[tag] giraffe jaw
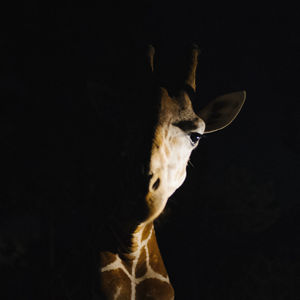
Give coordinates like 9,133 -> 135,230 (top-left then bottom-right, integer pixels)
145,171 -> 186,222
145,192 -> 169,222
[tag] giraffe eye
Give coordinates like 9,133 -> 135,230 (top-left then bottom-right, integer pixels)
189,132 -> 203,146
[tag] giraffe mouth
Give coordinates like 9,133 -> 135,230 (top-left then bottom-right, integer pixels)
144,191 -> 168,222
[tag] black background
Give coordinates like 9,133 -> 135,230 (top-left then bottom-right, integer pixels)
1,2 -> 299,299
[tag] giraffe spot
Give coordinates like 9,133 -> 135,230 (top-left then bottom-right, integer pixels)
148,235 -> 169,278
100,268 -> 131,300
135,246 -> 147,278
120,258 -> 133,275
141,223 -> 153,242
99,251 -> 117,268
136,278 -> 174,300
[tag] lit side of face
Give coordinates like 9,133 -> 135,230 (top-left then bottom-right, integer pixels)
145,90 -> 205,222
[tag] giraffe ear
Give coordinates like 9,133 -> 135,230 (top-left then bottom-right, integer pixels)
198,91 -> 246,133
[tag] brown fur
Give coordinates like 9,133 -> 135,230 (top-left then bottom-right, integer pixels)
98,45 -> 245,299
136,279 -> 174,300
100,269 -> 132,300
148,229 -> 169,278
142,222 -> 153,241
100,251 -> 118,268
100,222 -> 174,299
135,247 -> 147,278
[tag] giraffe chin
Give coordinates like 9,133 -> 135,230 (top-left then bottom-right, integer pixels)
145,192 -> 169,223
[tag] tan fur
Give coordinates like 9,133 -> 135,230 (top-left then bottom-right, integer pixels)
100,268 -> 132,299
99,45 -> 245,299
135,247 -> 147,278
136,279 -> 174,300
100,223 -> 174,299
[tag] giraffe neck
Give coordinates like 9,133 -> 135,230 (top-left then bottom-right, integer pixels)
99,222 -> 174,299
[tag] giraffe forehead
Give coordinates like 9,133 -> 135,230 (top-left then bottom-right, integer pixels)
158,91 -> 198,125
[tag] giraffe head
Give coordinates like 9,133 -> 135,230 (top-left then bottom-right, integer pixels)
97,46 -> 245,300
143,45 -> 246,222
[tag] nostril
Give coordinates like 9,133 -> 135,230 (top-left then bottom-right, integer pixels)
152,178 -> 160,191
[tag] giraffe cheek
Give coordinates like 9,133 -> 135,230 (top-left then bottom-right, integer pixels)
177,169 -> 187,187
167,163 -> 186,192
170,169 -> 186,193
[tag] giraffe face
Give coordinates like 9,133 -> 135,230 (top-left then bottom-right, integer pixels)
112,46 -> 245,225
98,45 -> 245,299
145,88 -> 205,221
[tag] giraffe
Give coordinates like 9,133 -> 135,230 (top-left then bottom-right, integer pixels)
98,45 -> 246,299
